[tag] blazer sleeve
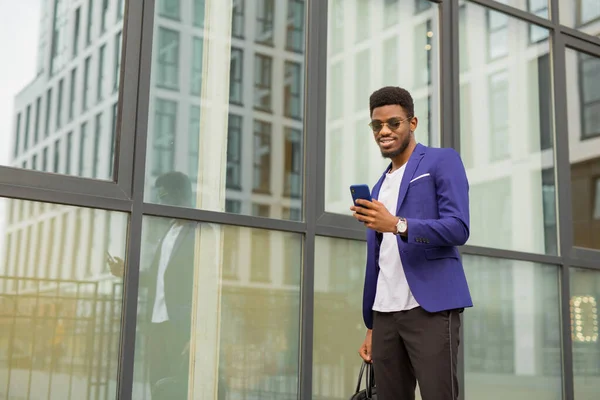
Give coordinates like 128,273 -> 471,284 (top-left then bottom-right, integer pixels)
404,148 -> 470,247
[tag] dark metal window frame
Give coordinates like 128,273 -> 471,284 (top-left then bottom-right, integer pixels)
0,1 -> 599,399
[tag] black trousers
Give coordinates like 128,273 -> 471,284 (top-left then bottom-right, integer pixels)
371,307 -> 461,400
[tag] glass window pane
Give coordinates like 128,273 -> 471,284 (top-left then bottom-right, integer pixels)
131,217 -> 302,399
144,0 -> 305,222
0,1 -> 125,181
325,0 -> 441,215
463,254 -> 562,398
566,49 -> 600,251
0,198 -> 128,398
312,236 -> 424,399
570,268 -> 600,397
459,3 -> 557,255
560,0 -> 600,31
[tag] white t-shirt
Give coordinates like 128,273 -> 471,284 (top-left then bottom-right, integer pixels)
372,164 -> 420,312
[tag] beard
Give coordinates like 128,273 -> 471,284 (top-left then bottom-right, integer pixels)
380,134 -> 411,159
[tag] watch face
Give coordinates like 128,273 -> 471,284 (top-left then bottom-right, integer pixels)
397,219 -> 407,233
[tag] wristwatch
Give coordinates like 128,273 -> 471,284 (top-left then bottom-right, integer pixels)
395,217 -> 408,235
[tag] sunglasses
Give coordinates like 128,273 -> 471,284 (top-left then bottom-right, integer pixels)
368,116 -> 413,134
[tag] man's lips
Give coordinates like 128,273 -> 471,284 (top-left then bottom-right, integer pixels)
379,137 -> 396,148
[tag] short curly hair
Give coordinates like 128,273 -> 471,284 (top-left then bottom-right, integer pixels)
369,86 -> 414,117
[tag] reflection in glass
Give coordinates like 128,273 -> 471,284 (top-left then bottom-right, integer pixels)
560,0 -> 600,31
463,255 -> 562,399
0,198 -> 128,399
459,3 -> 557,255
565,49 -> 600,251
325,0 -> 441,215
132,214 -> 302,399
2,0 -> 125,180
570,268 -> 600,398
144,0 -> 305,221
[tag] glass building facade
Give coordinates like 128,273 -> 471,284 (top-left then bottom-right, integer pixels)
0,0 -> 599,399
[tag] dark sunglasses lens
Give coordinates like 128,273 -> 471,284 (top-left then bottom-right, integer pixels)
370,122 -> 382,132
389,121 -> 401,130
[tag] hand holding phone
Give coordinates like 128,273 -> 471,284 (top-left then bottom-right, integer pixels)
350,184 -> 372,206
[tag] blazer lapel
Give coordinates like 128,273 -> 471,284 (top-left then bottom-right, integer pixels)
166,222 -> 193,267
395,144 -> 426,214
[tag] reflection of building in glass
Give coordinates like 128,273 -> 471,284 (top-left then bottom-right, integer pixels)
145,0 -> 304,220
325,0 -> 440,215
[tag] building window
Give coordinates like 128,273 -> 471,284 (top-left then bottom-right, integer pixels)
354,49 -> 370,111
414,19 -> 432,87
579,52 -> 600,140
250,229 -> 271,282
415,0 -> 432,14
156,28 -> 180,89
43,147 -> 49,172
73,7 -> 81,58
79,122 -> 88,176
50,0 -> 68,75
56,79 -> 64,129
284,61 -> 302,119
536,54 -> 553,150
489,71 -> 510,161
253,120 -> 271,193
355,0 -> 369,42
86,0 -> 94,46
329,62 -> 343,120
45,88 -> 52,137
189,106 -> 200,180
193,0 -> 205,28
117,0 -> 125,20
229,48 -> 243,104
98,44 -> 106,102
32,154 -> 38,170
254,54 -> 272,111
232,0 -> 245,38
66,131 -> 73,175
542,169 -> 558,255
191,37 -> 203,95
114,31 -> 122,92
256,0 -> 274,45
101,0 -> 109,32
153,99 -> 177,175
528,0 -> 549,43
284,128 -> 302,198
487,9 -> 509,60
13,113 -> 21,157
159,0 -> 180,20
93,113 -> 102,177
577,0 -> 600,26
286,0 -> 304,52
225,200 -> 241,214
227,114 -> 242,189
83,56 -> 91,111
330,0 -> 344,54
69,68 -> 76,121
110,103 -> 118,177
33,97 -> 41,144
54,139 -> 61,173
24,105 -> 31,151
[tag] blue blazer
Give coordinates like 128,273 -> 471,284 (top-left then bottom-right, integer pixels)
362,143 -> 473,329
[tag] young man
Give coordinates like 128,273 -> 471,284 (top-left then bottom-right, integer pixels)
350,87 -> 472,400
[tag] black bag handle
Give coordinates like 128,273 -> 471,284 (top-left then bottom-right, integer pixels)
354,361 -> 376,397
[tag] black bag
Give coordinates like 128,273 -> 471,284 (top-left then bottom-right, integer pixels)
349,361 -> 377,400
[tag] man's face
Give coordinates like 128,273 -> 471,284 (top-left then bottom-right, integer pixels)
370,105 -> 417,159
156,185 -> 177,206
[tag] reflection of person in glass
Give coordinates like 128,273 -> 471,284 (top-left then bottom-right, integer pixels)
108,171 -> 195,399
350,87 -> 472,400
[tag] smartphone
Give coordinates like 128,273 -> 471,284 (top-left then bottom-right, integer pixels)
105,250 -> 115,264
350,184 -> 372,205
